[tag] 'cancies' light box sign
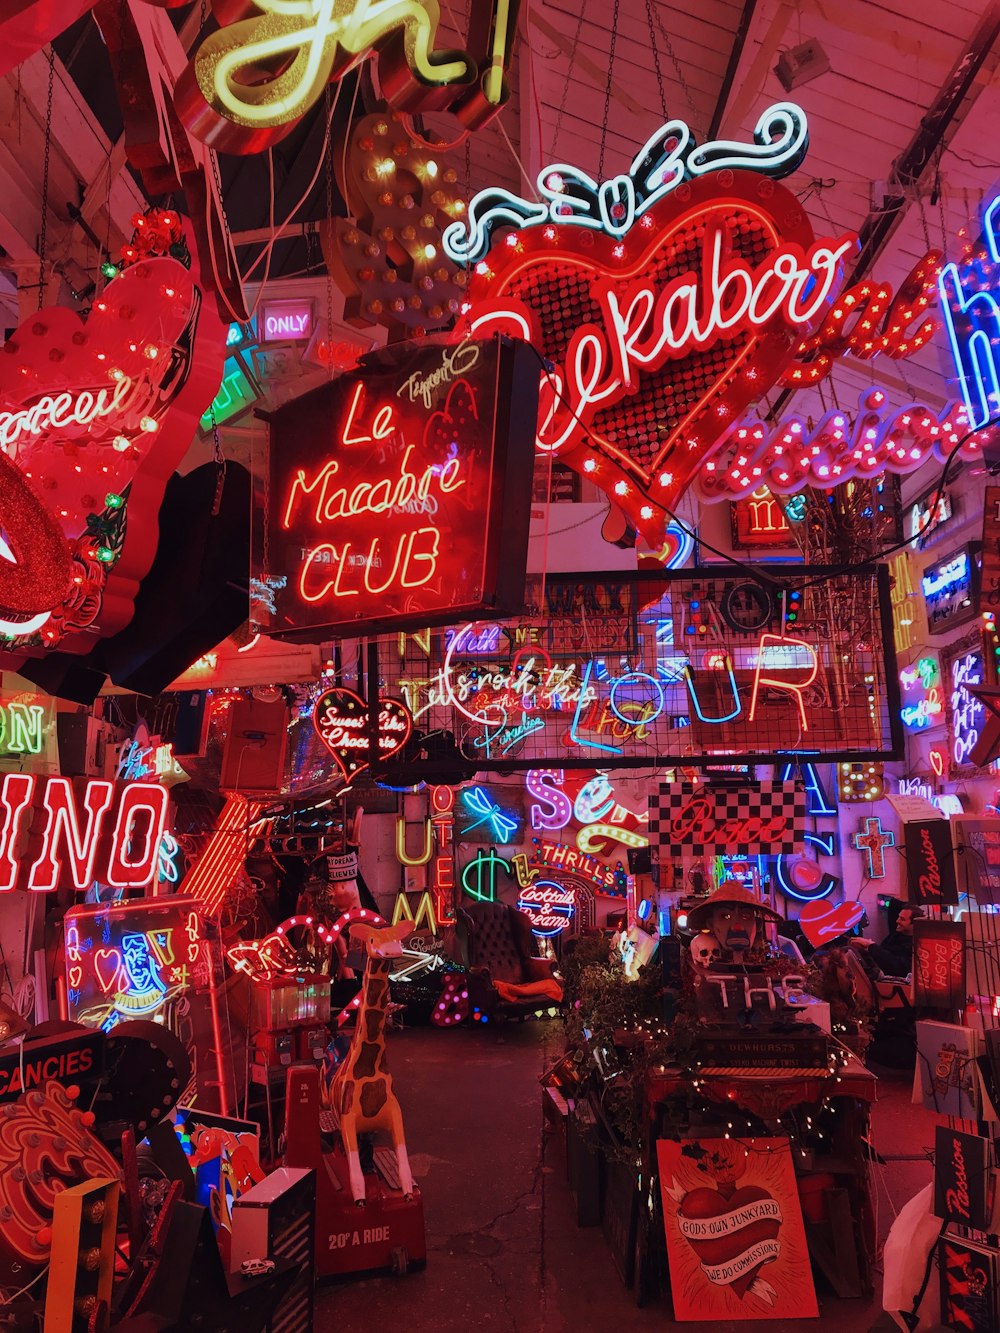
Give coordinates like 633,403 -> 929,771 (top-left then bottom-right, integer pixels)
267,335 -> 539,640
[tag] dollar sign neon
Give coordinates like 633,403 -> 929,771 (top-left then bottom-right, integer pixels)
460,849 -> 512,902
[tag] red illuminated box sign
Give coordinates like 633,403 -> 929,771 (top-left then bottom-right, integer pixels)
267,335 -> 539,640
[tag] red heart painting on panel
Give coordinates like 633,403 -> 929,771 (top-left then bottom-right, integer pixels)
679,1183 -> 781,1299
313,687 -> 413,783
465,172 -> 854,545
798,898 -> 865,948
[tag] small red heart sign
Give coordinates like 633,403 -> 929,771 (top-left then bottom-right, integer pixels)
798,899 -> 865,948
314,687 -> 413,782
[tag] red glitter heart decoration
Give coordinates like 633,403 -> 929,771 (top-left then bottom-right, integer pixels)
798,899 -> 865,948
314,687 -> 413,783
465,172 -> 853,545
0,233 -> 224,658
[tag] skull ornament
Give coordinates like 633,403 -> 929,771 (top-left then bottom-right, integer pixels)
690,934 -> 721,968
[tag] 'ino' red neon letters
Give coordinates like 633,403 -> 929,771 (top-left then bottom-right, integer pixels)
0,776 -> 168,892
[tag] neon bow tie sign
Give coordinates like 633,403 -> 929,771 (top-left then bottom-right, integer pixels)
443,102 -> 810,263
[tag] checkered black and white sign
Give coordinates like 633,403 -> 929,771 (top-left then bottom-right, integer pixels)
648,781 -> 806,856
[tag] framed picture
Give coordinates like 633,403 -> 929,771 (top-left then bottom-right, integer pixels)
657,1137 -> 818,1322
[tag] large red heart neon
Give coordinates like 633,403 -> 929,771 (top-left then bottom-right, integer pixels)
798,898 -> 865,948
0,240 -> 224,659
465,172 -> 850,545
313,687 -> 413,783
679,1183 -> 781,1299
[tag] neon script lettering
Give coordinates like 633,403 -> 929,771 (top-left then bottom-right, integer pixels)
282,383 -> 466,605
699,389 -> 976,501
945,1136 -> 971,1220
918,825 -> 942,901
939,194 -> 1000,430
473,220 -> 856,456
0,376 -> 138,457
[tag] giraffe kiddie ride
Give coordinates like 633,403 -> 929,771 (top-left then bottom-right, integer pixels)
285,920 -> 426,1279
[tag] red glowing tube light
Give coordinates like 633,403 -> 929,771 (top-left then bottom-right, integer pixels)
183,794 -> 267,917
267,334 -> 538,640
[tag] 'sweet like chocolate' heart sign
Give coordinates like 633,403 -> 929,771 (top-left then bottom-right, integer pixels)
314,687 -> 413,783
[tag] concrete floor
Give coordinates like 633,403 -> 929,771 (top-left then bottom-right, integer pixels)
318,1023 -> 936,1332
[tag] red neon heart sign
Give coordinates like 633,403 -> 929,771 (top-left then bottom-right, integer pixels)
798,899 -> 865,948
0,234 -> 224,660
93,948 -> 123,994
465,172 -> 854,545
314,688 -> 413,783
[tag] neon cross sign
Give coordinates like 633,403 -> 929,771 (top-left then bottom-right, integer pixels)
852,816 -> 895,880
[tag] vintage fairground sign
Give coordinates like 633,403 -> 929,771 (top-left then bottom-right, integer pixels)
382,567 -> 900,771
450,102 -> 943,544
176,0 -> 521,153
268,335 -> 538,640
0,234 -> 224,661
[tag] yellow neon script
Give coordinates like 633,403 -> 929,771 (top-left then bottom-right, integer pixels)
180,0 -> 475,151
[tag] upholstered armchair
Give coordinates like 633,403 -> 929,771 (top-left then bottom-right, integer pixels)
455,901 -> 563,1021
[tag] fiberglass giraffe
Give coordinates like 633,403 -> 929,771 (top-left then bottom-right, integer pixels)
330,919 -> 415,1205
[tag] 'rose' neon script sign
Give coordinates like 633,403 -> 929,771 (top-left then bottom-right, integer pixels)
453,104 -> 938,545
269,336 -> 537,639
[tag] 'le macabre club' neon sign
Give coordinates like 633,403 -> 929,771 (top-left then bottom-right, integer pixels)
450,103 -> 940,545
269,335 -> 538,640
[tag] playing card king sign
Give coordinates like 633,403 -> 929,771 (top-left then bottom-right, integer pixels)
657,1137 -> 818,1322
268,335 -> 538,640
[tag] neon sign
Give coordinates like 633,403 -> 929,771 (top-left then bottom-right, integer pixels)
0,698 -> 47,757
313,687 -> 413,783
908,484 -> 953,550
0,237 -> 224,658
382,567 -> 899,768
698,389 -> 974,502
730,486 -> 795,548
456,785 -> 522,844
430,785 -> 456,925
922,546 -> 978,634
852,816 -> 895,880
176,0 -> 519,153
0,777 -> 168,893
457,105 -> 938,544
517,880 -> 575,937
948,647 -> 986,770
530,840 -> 621,895
260,298 -> 313,344
64,896 -> 202,1030
899,655 -> 944,731
269,336 -> 537,639
445,102 -> 810,261
939,193 -> 1000,429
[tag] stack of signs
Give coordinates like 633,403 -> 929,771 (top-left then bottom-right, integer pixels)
911,917 -> 965,1012
914,1021 -> 983,1120
940,1235 -> 1000,1333
934,1126 -> 992,1229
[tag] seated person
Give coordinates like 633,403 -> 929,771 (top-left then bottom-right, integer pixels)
863,905 -> 923,978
